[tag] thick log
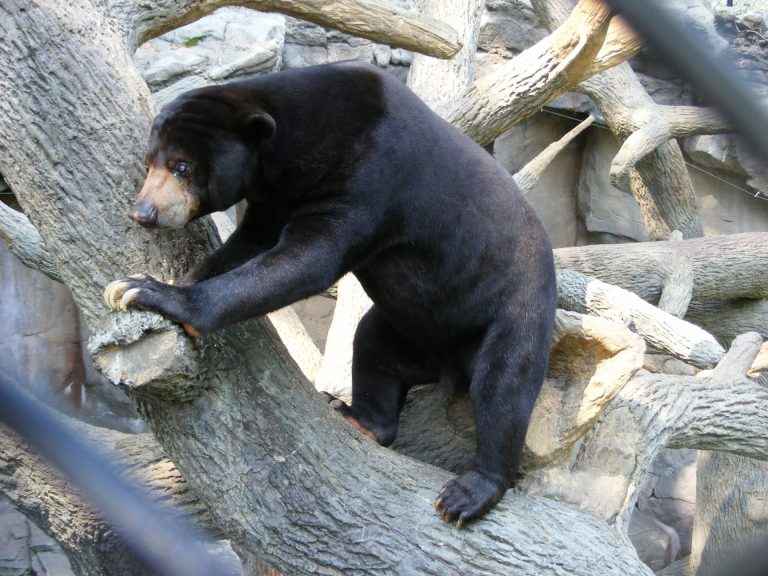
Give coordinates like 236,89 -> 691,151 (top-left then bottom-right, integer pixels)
446,0 -> 642,145
121,0 -> 461,58
554,233 -> 768,306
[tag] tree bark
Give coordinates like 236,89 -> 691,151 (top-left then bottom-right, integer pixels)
0,192 -> 62,283
553,233 -> 768,307
446,0 -> 642,145
690,452 -> 768,576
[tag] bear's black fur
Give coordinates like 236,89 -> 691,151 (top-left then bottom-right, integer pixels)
110,61 -> 557,525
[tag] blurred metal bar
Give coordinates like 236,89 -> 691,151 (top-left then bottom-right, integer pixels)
605,0 -> 768,164
0,377 -> 231,576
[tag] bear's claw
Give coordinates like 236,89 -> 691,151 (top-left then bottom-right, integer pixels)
103,279 -> 134,311
434,470 -> 505,528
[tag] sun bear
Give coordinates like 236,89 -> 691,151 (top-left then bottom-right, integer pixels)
105,61 -> 557,526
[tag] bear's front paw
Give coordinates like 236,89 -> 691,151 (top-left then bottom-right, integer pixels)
103,275 -> 200,336
434,470 -> 506,527
103,274 -> 157,311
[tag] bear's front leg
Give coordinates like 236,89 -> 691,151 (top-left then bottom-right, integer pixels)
104,274 -> 204,336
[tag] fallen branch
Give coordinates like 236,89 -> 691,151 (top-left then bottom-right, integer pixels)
124,0 -> 461,58
514,114 -> 595,193
557,270 -> 723,367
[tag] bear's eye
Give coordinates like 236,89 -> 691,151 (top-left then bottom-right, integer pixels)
172,161 -> 190,178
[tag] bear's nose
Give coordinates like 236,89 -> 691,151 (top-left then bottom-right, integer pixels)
130,201 -> 158,227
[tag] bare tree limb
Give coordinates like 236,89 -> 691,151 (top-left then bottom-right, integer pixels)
585,15 -> 643,76
609,106 -> 733,191
447,0 -> 642,145
662,106 -> 731,138
669,333 -> 768,458
557,270 -> 723,368
656,231 -> 694,318
0,200 -> 61,282
514,114 -> 595,193
123,0 -> 461,58
554,233 -> 768,306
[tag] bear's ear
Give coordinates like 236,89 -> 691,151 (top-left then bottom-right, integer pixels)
244,111 -> 277,142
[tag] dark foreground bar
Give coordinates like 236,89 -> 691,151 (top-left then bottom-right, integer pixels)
606,0 -> 768,165
0,377 -> 231,576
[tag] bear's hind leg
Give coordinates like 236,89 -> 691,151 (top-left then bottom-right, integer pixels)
435,317 -> 552,526
330,306 -> 437,447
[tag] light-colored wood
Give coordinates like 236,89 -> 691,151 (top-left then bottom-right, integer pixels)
558,270 -> 724,368
514,114 -> 595,193
122,0 -> 461,58
446,0 -> 642,145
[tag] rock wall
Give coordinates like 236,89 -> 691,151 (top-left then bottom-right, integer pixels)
0,240 -> 83,408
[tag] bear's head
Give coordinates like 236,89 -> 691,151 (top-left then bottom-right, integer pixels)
131,87 -> 276,228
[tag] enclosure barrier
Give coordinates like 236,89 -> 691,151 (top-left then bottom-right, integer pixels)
0,377 -> 231,576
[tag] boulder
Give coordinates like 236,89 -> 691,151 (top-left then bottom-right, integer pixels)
577,128 -> 649,242
135,8 -> 285,107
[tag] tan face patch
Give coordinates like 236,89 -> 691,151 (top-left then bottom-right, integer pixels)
135,166 -> 200,228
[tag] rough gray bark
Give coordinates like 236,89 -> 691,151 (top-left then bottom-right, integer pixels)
0,197 -> 61,283
687,298 -> 768,345
406,0 -> 484,116
445,0 -> 643,145
553,233 -> 768,307
690,452 -> 768,576
609,107 -> 731,192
